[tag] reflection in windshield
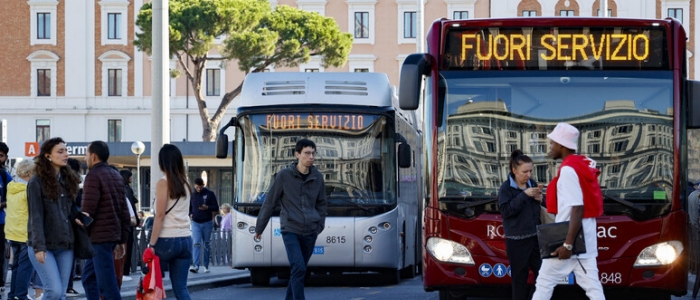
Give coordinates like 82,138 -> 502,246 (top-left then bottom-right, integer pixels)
437,72 -> 673,203
236,113 -> 396,206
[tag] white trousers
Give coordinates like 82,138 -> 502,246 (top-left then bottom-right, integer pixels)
532,257 -> 605,300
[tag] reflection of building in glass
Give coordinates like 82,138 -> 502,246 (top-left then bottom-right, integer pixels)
440,100 -> 673,197
240,115 -> 391,203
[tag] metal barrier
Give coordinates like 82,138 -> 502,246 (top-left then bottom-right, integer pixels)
130,227 -> 233,274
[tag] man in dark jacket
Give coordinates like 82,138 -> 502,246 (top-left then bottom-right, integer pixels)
189,177 -> 219,273
255,139 -> 328,300
120,169 -> 139,277
81,141 -> 131,300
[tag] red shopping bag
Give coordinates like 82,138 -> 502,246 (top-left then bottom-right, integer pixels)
136,247 -> 166,300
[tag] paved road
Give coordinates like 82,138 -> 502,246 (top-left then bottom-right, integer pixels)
183,272 -> 700,300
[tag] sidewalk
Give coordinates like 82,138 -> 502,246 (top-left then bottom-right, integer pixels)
67,266 -> 250,300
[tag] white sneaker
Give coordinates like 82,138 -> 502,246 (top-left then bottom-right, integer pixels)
203,267 -> 210,273
122,275 -> 132,282
189,266 -> 198,273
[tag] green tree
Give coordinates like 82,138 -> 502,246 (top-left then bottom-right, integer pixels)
135,0 -> 353,141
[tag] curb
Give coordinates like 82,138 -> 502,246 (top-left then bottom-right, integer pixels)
120,273 -> 250,300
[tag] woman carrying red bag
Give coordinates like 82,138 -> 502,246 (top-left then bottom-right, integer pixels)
147,144 -> 193,300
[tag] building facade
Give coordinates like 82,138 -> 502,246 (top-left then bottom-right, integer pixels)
0,0 -> 696,205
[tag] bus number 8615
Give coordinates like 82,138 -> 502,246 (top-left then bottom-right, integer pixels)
327,236 -> 346,244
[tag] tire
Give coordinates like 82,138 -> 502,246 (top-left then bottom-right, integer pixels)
249,268 -> 270,286
438,289 -> 467,300
383,268 -> 401,284
400,264 -> 417,279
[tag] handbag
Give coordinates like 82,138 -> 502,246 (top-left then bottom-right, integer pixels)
137,247 -> 165,300
73,222 -> 95,259
70,204 -> 95,259
536,221 -> 586,259
540,206 -> 556,225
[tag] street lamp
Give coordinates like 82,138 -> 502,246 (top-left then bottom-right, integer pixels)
131,141 -> 146,211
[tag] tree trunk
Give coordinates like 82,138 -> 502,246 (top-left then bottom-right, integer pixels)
202,82 -> 244,142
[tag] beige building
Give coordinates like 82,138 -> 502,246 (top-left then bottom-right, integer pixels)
0,0 -> 697,202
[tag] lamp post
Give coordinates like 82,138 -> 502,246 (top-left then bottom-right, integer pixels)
131,141 -> 146,211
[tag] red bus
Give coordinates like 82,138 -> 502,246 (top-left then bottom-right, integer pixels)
399,17 -> 700,299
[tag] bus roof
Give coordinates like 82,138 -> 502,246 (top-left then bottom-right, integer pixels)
439,16 -> 678,28
238,72 -> 393,108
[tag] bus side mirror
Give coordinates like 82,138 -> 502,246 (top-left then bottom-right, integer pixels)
689,81 -> 700,128
215,134 -> 229,158
398,143 -> 411,168
216,117 -> 238,158
399,53 -> 432,110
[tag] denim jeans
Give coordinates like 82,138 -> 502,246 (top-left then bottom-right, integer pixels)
190,220 -> 213,268
81,242 -> 121,300
282,232 -> 318,300
9,241 -> 33,300
154,236 -> 193,300
28,246 -> 73,300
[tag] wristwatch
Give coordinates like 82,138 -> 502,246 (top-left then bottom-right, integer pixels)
562,243 -> 573,251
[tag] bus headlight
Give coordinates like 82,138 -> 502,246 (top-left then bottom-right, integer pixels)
633,240 -> 684,267
426,237 -> 474,265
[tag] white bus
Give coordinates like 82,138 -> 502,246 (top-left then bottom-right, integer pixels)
216,72 -> 423,285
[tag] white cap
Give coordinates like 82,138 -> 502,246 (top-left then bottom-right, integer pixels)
547,123 -> 579,151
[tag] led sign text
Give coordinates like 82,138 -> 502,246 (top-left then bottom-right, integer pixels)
461,33 -> 650,62
266,114 -> 366,131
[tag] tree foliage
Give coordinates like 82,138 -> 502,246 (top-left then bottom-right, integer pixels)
135,0 -> 352,141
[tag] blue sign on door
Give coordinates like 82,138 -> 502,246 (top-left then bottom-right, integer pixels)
313,246 -> 324,255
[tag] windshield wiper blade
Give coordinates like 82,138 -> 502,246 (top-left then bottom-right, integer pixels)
331,197 -> 369,211
603,194 -> 646,212
439,197 -> 498,209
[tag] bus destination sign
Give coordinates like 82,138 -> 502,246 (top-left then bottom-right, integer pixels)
442,26 -> 669,70
265,113 -> 369,131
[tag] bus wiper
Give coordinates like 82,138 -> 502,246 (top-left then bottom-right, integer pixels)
603,194 -> 646,212
331,197 -> 369,211
457,198 -> 498,209
439,196 -> 498,209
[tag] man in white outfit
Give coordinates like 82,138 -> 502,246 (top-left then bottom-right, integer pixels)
532,123 -> 605,300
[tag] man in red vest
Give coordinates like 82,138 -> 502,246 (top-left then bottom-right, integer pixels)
532,123 -> 605,300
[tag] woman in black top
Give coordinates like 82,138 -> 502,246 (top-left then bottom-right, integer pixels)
498,150 -> 543,300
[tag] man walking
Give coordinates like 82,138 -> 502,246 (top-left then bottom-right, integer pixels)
255,139 -> 328,300
81,141 -> 131,300
189,177 -> 219,273
120,169 -> 140,278
532,123 -> 605,300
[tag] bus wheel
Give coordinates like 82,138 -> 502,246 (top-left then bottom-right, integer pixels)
383,268 -> 401,284
438,289 -> 468,300
250,268 -> 270,286
400,264 -> 416,279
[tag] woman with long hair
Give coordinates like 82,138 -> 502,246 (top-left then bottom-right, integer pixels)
26,137 -> 81,300
497,149 -> 543,300
147,144 -> 193,299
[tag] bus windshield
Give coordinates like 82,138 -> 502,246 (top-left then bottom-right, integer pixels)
437,71 -> 673,207
236,113 -> 397,207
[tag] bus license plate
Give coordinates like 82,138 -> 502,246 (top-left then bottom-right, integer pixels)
313,246 -> 324,255
557,273 -> 575,285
